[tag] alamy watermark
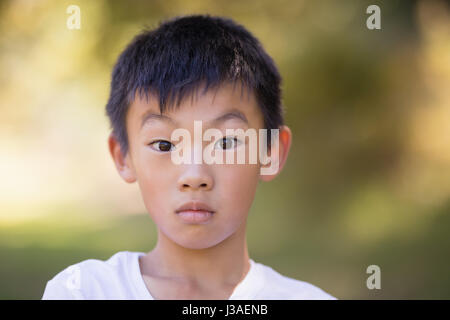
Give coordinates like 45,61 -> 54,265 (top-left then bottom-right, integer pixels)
366,5 -> 381,30
65,265 -> 81,290
152,121 -> 280,176
66,5 -> 81,30
366,265 -> 381,290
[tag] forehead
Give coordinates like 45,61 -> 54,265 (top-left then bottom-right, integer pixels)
126,82 -> 265,131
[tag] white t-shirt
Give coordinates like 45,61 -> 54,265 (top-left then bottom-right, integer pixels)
42,251 -> 337,300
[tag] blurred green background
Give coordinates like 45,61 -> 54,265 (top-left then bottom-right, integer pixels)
0,0 -> 449,299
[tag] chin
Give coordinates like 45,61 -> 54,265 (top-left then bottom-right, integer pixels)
173,234 -> 229,250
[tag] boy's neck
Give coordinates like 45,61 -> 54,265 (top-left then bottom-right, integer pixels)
139,221 -> 251,289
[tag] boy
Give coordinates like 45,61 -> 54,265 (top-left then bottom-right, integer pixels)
42,14 -> 336,300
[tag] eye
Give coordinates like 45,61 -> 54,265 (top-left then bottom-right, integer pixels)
214,137 -> 241,150
149,140 -> 174,152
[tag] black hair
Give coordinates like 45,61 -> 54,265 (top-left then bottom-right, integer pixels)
105,14 -> 284,155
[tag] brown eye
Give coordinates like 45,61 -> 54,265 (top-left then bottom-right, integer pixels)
215,137 -> 240,150
149,140 -> 174,152
222,138 -> 232,149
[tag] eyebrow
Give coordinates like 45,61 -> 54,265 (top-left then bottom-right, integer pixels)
140,112 -> 175,129
140,109 -> 249,129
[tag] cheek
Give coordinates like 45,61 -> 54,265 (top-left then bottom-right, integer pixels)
134,154 -> 173,213
217,164 -> 260,215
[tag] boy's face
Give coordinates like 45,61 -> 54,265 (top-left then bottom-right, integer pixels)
108,82 -> 289,249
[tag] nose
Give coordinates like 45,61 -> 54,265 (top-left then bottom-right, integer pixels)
177,164 -> 214,192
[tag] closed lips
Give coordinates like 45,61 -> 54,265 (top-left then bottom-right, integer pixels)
176,201 -> 215,213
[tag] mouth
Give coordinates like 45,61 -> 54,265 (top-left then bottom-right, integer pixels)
176,200 -> 215,213
175,201 -> 215,224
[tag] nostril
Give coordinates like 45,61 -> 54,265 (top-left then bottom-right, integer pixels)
180,182 -> 210,190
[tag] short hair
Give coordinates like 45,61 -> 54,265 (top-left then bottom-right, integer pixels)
105,14 -> 284,156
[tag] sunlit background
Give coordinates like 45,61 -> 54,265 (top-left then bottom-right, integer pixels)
0,0 -> 449,299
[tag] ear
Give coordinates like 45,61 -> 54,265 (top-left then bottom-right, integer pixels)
259,125 -> 292,182
108,133 -> 137,183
